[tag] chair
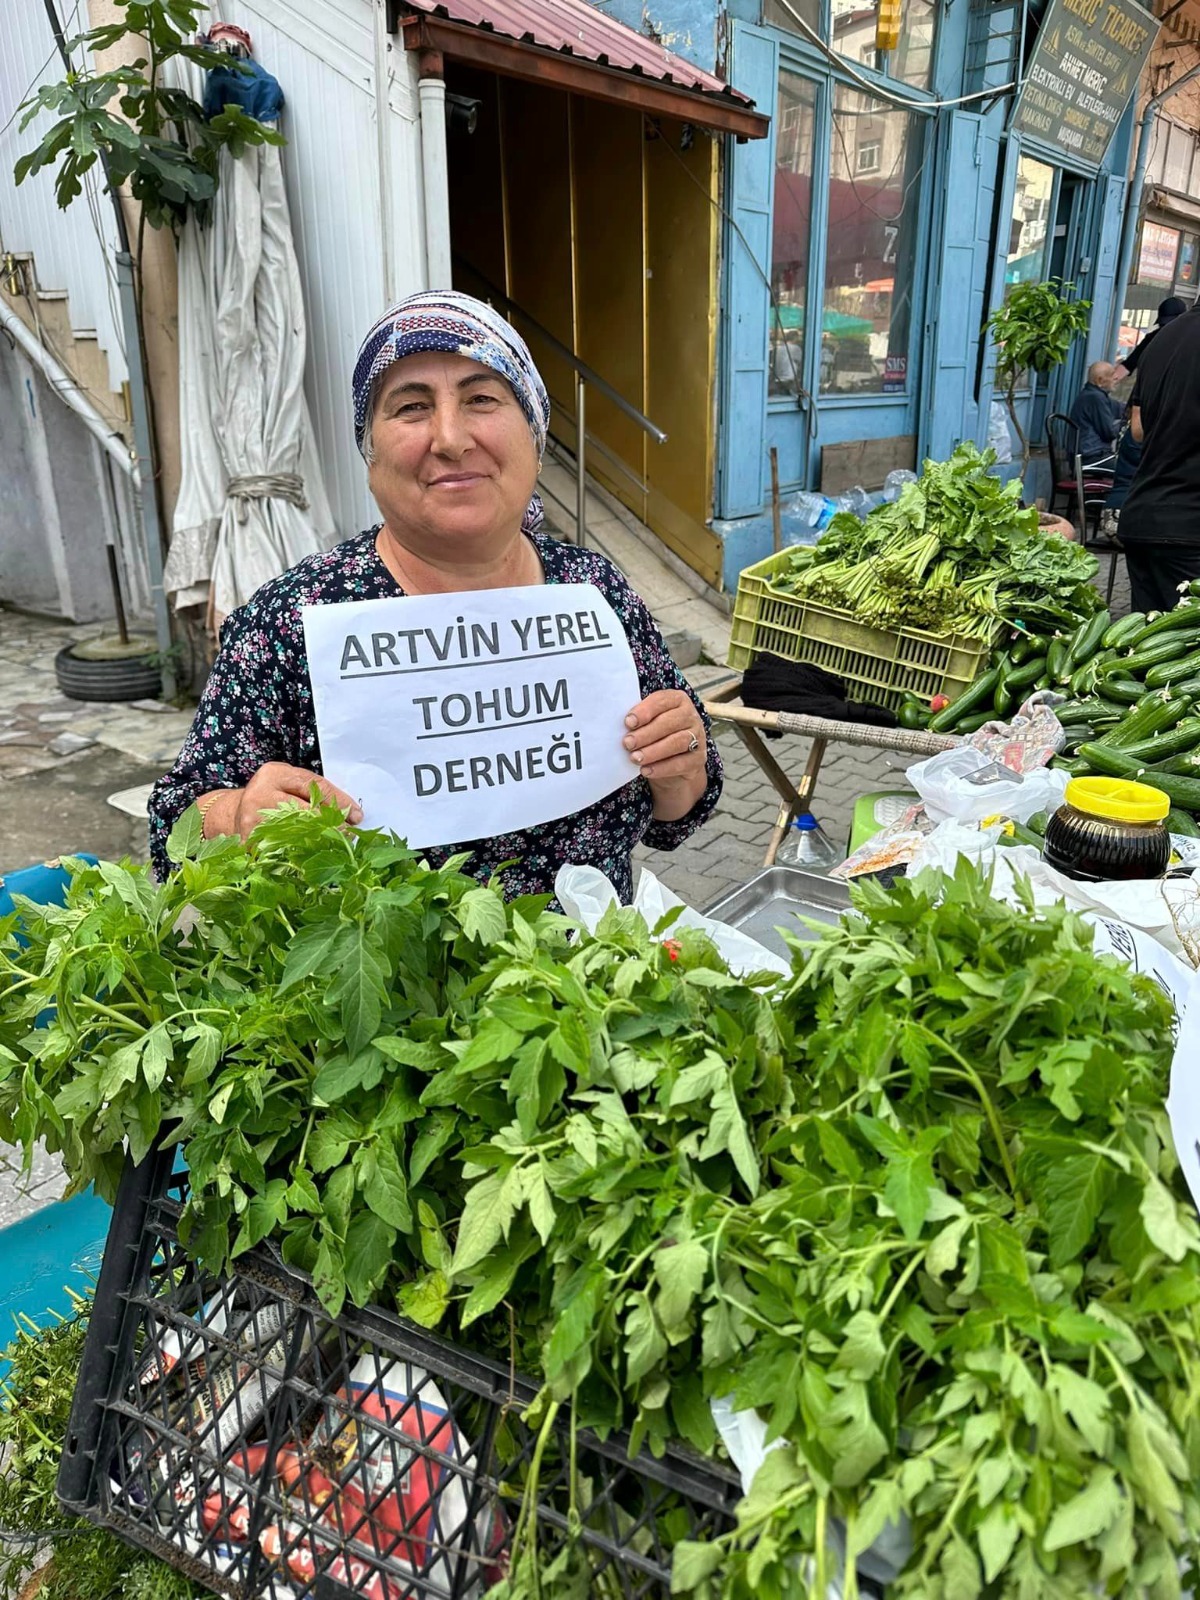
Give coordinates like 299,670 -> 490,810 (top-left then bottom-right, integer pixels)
1045,413 -> 1117,518
1074,449 -> 1122,606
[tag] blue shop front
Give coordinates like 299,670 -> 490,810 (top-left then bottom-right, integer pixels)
704,0 -> 1141,590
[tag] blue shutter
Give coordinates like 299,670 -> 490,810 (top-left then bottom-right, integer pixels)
978,132 -> 1022,422
1086,173 -> 1128,367
921,109 -> 1004,461
716,21 -> 777,519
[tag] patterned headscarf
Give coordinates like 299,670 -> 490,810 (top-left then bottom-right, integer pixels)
352,290 -> 551,459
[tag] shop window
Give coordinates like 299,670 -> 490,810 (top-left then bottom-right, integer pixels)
769,71 -> 818,398
1006,155 -> 1054,292
766,0 -> 937,90
1136,221 -> 1180,288
1178,233 -> 1198,290
820,86 -> 923,396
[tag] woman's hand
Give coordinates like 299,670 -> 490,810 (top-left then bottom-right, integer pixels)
624,690 -> 709,821
198,763 -> 363,841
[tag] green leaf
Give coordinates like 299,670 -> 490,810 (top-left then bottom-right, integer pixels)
344,1210 -> 395,1306
397,1269 -> 451,1329
655,1237 -> 708,1334
279,919 -> 348,991
976,1502 -> 1019,1582
525,1165 -> 555,1245
1139,1174 -> 1193,1263
328,927 -> 387,1054
697,1082 -> 759,1194
1043,1468 -> 1122,1551
458,886 -> 508,946
624,1292 -> 667,1385
671,1541 -> 723,1592
314,1233 -> 346,1318
166,804 -> 203,863
1035,1149 -> 1115,1266
451,1170 -> 518,1275
362,1139 -> 412,1232
834,1309 -> 886,1380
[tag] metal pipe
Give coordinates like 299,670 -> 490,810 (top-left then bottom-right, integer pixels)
454,257 -> 668,444
576,373 -> 587,548
117,249 -> 175,699
0,301 -> 134,477
374,0 -> 396,303
1108,60 -> 1200,357
417,57 -> 452,289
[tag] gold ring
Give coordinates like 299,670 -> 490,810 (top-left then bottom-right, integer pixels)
687,732 -> 700,754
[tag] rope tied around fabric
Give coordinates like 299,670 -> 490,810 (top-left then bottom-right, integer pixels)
226,472 -> 308,521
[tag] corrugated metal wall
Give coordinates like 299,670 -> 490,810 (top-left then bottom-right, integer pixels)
205,0 -> 429,539
0,0 -> 128,387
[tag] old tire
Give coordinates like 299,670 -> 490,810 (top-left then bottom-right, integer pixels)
54,644 -> 162,703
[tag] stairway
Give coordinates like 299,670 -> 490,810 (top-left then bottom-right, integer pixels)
0,250 -> 129,440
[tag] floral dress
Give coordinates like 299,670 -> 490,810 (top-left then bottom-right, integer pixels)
148,530 -> 723,900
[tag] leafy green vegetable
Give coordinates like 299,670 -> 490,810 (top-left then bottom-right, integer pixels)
778,442 -> 1099,639
0,1300 -> 204,1600
1,810 -> 1195,1599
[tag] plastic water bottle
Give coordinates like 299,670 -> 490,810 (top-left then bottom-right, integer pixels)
776,813 -> 843,872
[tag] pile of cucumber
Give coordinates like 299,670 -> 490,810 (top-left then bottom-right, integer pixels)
898,582 -> 1200,833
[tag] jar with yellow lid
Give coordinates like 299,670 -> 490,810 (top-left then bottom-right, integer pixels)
1042,776 -> 1170,882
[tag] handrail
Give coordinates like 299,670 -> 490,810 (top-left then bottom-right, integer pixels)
453,257 -> 668,445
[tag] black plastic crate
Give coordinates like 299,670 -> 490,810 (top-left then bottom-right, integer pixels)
58,1149 -> 741,1600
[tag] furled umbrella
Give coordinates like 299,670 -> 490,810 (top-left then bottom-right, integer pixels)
164,24 -> 337,629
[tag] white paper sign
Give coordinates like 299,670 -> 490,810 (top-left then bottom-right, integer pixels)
302,583 -> 641,849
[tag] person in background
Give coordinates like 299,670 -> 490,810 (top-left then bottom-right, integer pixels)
1118,304 -> 1200,612
1067,361 -> 1122,466
1114,295 -> 1188,381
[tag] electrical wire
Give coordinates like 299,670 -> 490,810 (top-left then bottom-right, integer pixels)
769,0 -> 1017,112
0,0 -> 83,139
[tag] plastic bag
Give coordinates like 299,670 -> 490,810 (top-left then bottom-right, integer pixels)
905,746 -> 1070,825
554,865 -> 791,977
988,401 -> 1013,465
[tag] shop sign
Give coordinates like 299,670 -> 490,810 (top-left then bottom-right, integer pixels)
1138,221 -> 1181,285
1011,0 -> 1159,170
882,354 -> 907,393
1178,234 -> 1198,286
303,583 -> 641,848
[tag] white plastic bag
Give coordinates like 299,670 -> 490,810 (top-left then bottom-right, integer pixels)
554,865 -> 791,977
906,745 -> 1069,826
988,401 -> 1013,465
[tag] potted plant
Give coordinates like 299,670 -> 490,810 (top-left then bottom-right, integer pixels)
985,279 -> 1092,482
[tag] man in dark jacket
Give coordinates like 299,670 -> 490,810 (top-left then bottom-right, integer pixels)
1115,295 -> 1188,380
1067,362 -> 1122,465
1119,305 -> 1200,612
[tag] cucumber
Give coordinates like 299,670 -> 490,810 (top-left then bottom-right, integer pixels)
1008,656 -> 1047,691
1118,716 -> 1200,763
1051,755 -> 1090,775
1057,699 -> 1110,728
1120,630 -> 1200,676
928,667 -> 1002,733
1101,693 -> 1191,748
1074,743 -> 1200,811
1145,647 -> 1200,689
1169,808 -> 1200,837
1065,610 -> 1112,673
1004,819 -> 1048,849
1010,635 -> 1039,665
1129,605 -> 1200,647
1024,811 -> 1050,837
1046,636 -> 1071,683
1069,650 -> 1117,698
957,710 -> 996,734
1095,678 -> 1144,707
1103,612 -> 1147,650
1155,751 -> 1200,776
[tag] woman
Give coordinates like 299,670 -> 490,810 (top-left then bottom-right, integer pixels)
148,291 -> 722,900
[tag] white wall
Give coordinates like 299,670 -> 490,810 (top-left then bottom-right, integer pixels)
205,0 -> 429,541
0,0 -> 128,389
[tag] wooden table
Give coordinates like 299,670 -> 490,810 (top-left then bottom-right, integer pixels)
702,675 -> 960,866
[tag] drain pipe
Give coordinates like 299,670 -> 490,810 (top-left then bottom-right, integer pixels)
417,48 -> 452,289
0,301 -> 134,477
1108,60 -> 1200,356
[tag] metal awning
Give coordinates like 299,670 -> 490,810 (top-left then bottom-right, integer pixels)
393,0 -> 769,139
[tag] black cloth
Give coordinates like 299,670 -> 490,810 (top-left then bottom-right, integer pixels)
1120,308 -> 1200,548
1123,545 -> 1200,614
741,655 -> 898,734
1067,383 -> 1120,464
1122,297 -> 1188,373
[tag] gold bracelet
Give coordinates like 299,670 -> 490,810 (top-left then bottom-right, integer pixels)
195,794 -> 220,837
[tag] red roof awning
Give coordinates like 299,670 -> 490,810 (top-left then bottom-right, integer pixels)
396,0 -> 769,139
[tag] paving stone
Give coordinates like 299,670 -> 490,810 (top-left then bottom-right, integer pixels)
47,731 -> 97,757
38,710 -> 78,722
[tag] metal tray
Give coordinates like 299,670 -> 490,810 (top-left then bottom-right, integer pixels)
703,867 -> 851,959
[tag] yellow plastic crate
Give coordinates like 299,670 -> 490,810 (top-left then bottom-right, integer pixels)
728,549 -> 993,711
